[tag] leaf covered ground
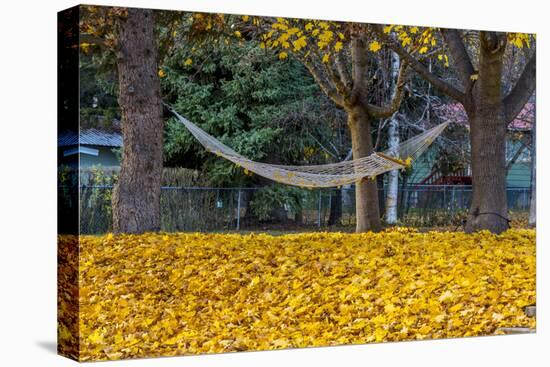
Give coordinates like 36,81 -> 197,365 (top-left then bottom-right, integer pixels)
59,229 -> 536,361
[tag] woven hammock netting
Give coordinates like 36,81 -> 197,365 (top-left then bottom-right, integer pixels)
167,106 -> 449,188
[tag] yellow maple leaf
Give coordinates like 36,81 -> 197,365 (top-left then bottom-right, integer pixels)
369,41 -> 382,52
88,328 -> 105,345
374,327 -> 388,342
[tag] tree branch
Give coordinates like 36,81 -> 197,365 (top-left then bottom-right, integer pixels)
503,50 -> 536,124
335,51 -> 353,91
302,56 -> 345,108
441,29 -> 475,88
315,48 -> 351,99
373,24 -> 466,104
367,60 -> 408,118
506,140 -> 528,172
79,33 -> 109,50
349,30 -> 369,103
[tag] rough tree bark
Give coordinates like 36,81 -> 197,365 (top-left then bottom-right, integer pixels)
348,104 -> 381,232
377,27 -> 536,233
112,8 -> 164,233
464,33 -> 509,233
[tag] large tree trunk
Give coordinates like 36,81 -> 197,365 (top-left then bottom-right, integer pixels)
529,118 -> 536,226
465,111 -> 508,233
112,8 -> 164,233
465,33 -> 509,233
348,104 -> 382,232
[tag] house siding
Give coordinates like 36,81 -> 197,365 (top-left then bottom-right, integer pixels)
79,146 -> 120,167
406,138 -> 532,188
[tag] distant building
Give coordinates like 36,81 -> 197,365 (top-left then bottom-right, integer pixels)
58,128 -> 122,168
409,102 -> 534,188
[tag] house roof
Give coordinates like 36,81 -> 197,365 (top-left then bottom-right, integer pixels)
433,102 -> 535,131
58,128 -> 123,148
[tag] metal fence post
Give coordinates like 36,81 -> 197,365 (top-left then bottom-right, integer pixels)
317,190 -> 322,228
236,189 -> 241,230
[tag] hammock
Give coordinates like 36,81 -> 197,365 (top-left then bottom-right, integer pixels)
166,105 -> 449,188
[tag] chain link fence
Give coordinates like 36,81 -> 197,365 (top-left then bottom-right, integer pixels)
60,185 -> 532,234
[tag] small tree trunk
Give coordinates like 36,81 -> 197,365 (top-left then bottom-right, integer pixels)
385,116 -> 399,224
529,119 -> 536,226
385,52 -> 401,225
398,170 -> 409,217
348,104 -> 382,232
112,8 -> 164,233
328,188 -> 342,226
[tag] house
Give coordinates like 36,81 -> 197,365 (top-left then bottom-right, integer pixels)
408,102 -> 534,188
58,128 -> 122,168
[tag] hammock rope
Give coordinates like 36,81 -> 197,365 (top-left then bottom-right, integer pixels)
166,105 -> 450,188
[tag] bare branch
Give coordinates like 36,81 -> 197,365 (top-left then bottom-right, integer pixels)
373,24 -> 466,104
367,60 -> 408,118
441,29 -> 475,88
79,33 -> 109,50
503,50 -> 536,124
315,48 -> 351,99
506,140 -> 528,172
335,51 -> 353,91
302,56 -> 345,108
307,132 -> 339,160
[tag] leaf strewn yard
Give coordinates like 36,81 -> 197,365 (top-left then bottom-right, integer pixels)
62,229 -> 535,361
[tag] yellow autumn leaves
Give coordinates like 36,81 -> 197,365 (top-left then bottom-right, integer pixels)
264,19 -> 348,64
65,229 -> 535,361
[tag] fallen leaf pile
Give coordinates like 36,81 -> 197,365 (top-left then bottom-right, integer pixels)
58,228 -> 536,361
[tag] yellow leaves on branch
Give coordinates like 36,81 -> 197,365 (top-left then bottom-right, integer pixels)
385,24 -> 440,57
438,54 -> 450,67
369,41 -> 382,52
508,32 -> 532,49
279,51 -> 288,60
292,36 -> 307,52
264,19 -> 346,60
66,229 -> 536,361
